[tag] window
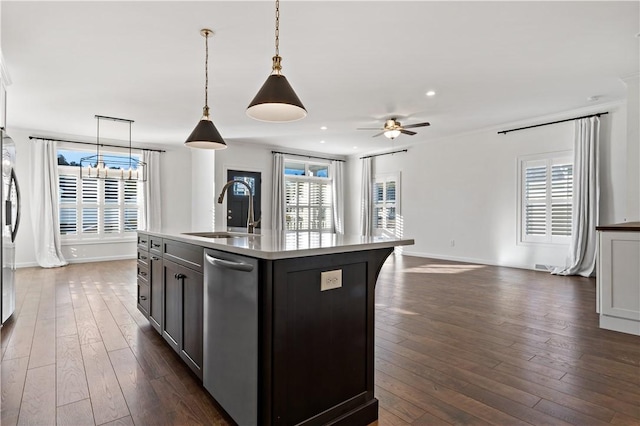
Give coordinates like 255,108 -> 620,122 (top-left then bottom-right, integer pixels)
284,160 -> 332,231
373,173 -> 400,236
58,148 -> 143,241
519,152 -> 573,244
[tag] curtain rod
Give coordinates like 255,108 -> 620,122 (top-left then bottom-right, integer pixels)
360,149 -> 408,160
271,151 -> 345,162
497,112 -> 608,135
29,136 -> 166,153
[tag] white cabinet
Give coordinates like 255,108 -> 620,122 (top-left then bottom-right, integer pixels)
598,228 -> 640,335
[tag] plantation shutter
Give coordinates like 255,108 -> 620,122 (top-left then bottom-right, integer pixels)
524,164 -> 547,236
59,174 -> 78,235
551,163 -> 573,236
521,156 -> 572,243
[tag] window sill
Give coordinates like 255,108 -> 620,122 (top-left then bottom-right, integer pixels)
61,237 -> 137,246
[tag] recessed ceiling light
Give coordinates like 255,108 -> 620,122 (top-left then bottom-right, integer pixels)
426,90 -> 436,97
353,146 -> 358,149
587,95 -> 600,102
320,140 -> 325,144
320,126 -> 327,130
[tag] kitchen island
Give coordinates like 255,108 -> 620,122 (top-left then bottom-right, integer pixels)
136,230 -> 414,426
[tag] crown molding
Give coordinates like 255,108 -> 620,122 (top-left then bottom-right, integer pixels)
620,72 -> 640,85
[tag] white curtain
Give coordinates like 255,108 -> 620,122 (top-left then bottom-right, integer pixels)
331,160 -> 344,234
360,157 -> 373,237
554,116 -> 600,277
143,150 -> 162,232
31,139 -> 67,268
271,153 -> 285,231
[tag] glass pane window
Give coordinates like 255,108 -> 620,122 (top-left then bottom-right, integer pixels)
284,162 -> 305,176
308,164 -> 329,177
233,177 -> 255,196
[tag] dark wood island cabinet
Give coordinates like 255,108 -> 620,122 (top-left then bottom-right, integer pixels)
137,230 -> 413,425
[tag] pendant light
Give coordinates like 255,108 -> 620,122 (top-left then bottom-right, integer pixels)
80,115 -> 147,181
247,0 -> 307,122
185,29 -> 227,149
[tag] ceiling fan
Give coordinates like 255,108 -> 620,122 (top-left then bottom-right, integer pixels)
357,118 -> 431,139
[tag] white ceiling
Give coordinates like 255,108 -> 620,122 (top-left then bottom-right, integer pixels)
2,1 -> 638,156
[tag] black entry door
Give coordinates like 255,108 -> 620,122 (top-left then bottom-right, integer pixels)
226,170 -> 261,229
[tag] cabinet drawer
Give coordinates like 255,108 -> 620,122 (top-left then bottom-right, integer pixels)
164,239 -> 204,273
137,233 -> 150,251
138,282 -> 150,316
137,263 -> 150,283
150,237 -> 163,255
137,249 -> 150,266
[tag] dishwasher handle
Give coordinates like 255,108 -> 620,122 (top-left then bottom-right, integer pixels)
205,253 -> 254,272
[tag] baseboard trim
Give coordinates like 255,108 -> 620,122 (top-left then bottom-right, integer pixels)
16,254 -> 136,268
401,250 -> 538,272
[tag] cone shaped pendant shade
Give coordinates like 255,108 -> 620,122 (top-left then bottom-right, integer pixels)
185,29 -> 227,149
247,67 -> 307,122
246,0 -> 306,122
185,114 -> 226,149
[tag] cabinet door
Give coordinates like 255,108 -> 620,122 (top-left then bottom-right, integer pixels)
162,260 -> 182,353
162,259 -> 203,379
149,254 -> 163,334
600,231 -> 640,321
182,267 -> 203,378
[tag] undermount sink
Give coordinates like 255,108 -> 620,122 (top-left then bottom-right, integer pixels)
182,231 -> 255,239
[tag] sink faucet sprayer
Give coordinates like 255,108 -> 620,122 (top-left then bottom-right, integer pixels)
217,180 -> 261,234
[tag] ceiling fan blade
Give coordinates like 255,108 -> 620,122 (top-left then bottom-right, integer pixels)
372,132 -> 385,138
402,122 -> 430,129
357,127 -> 383,130
400,129 -> 417,136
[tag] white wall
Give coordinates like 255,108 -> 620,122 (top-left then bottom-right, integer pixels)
191,148 -> 216,231
622,74 -> 639,221
346,103 -> 629,270
8,127 -> 191,267
212,141 -> 272,232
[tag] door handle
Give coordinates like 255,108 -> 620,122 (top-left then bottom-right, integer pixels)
205,254 -> 254,272
139,295 -> 147,301
174,273 -> 186,280
10,168 -> 20,243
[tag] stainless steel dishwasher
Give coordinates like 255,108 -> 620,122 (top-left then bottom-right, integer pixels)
203,249 -> 259,426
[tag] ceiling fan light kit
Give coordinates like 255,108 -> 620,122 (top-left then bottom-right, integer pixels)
185,29 -> 227,150
358,118 -> 431,140
246,0 -> 307,122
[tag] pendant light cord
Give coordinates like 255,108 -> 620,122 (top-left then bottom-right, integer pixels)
204,31 -> 209,114
275,0 -> 280,57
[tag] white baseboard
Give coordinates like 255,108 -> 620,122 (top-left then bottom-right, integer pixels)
16,254 -> 136,269
401,250 -> 537,272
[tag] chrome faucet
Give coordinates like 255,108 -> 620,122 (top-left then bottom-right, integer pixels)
217,180 -> 261,234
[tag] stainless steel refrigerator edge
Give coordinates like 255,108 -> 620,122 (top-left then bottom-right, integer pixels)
203,249 -> 258,426
1,129 -> 20,324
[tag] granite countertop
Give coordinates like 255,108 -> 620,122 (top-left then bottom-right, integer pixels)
143,229 -> 415,260
596,222 -> 640,232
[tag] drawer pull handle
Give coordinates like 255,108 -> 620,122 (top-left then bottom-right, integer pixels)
140,271 -> 148,277
139,255 -> 147,260
175,273 -> 186,280
151,256 -> 160,261
140,240 -> 147,244
152,243 -> 161,248
140,295 -> 147,301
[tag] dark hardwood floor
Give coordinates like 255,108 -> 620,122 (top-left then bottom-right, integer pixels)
1,256 -> 639,425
